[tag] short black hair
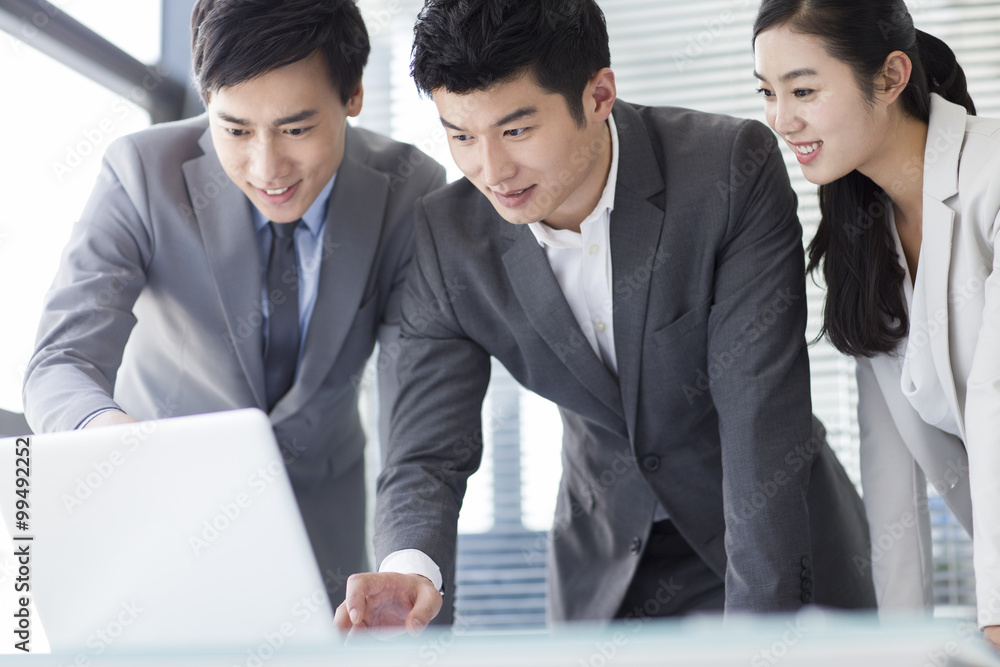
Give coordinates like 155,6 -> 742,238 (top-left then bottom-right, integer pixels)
191,0 -> 370,104
411,0 -> 611,125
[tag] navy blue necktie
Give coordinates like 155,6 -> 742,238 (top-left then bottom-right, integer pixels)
264,220 -> 300,410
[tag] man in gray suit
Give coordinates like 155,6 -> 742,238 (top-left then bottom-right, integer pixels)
22,0 -> 445,602
336,0 -> 874,633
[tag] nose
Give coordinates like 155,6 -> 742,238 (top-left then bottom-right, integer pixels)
480,139 -> 516,187
771,98 -> 804,138
249,136 -> 289,185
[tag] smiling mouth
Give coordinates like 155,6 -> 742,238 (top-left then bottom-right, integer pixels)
264,187 -> 291,195
497,187 -> 530,197
793,141 -> 823,155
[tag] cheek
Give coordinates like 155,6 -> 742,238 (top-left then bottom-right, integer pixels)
450,148 -> 480,179
763,106 -> 777,131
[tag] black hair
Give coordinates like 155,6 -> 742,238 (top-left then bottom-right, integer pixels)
410,0 -> 611,126
753,0 -> 975,357
191,0 -> 370,104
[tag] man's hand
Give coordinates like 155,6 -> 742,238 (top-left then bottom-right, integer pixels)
334,572 -> 442,639
84,411 -> 139,428
984,625 -> 1000,649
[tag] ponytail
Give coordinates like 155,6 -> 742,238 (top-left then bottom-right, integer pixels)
915,29 -> 976,115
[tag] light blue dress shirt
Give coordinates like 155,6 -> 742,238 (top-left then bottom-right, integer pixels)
252,175 -> 337,370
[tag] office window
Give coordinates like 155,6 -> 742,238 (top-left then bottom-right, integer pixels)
0,1 -> 161,413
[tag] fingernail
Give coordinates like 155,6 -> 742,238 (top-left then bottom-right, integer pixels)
411,619 -> 424,634
349,608 -> 360,624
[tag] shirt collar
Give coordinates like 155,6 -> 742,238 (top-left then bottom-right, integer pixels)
528,112 -> 619,249
252,174 -> 337,238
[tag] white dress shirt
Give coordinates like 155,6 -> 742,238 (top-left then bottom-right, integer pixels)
381,115 -> 666,590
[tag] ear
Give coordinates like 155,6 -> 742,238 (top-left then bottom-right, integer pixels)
584,67 -> 617,123
878,51 -> 912,106
345,80 -> 364,118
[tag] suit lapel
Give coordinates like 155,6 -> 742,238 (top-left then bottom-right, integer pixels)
920,94 -> 968,439
501,222 -> 624,418
182,127 -> 267,408
271,127 -> 389,421
920,199 -> 962,438
609,103 -> 668,439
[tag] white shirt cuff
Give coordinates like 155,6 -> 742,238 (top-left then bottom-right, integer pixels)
378,549 -> 443,593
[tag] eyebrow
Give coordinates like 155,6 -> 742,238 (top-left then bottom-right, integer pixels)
215,109 -> 318,127
753,67 -> 818,83
439,106 -> 538,132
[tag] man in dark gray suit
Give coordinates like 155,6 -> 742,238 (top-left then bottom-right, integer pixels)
336,0 -> 874,633
23,0 -> 445,603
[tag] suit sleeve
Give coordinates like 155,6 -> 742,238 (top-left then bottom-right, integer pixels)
856,356 -> 934,613
375,160 -> 447,460
373,197 -> 491,595
22,137 -> 153,432
707,119 -> 815,612
964,206 -> 1000,628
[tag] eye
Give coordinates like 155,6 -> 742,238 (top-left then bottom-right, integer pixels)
756,87 -> 774,99
504,127 -> 528,137
285,127 -> 313,136
227,128 -> 248,136
451,134 -> 472,143
793,89 -> 814,98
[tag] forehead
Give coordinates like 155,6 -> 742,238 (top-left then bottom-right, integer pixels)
432,75 -> 569,126
207,52 -> 338,113
754,26 -> 834,78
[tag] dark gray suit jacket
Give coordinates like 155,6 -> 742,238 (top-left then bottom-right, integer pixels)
23,116 -> 446,596
375,101 -> 874,621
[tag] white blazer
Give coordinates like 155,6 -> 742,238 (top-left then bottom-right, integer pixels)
858,94 -> 1000,626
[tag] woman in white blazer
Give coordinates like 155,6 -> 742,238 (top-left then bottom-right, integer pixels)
752,0 -> 1000,644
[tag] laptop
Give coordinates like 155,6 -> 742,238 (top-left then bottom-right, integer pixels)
0,408 -> 340,654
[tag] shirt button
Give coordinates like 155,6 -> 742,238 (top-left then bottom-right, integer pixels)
595,320 -> 606,332
642,455 -> 660,472
629,537 -> 642,555
588,244 -> 600,256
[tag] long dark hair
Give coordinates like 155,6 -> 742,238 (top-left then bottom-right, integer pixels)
753,0 -> 975,357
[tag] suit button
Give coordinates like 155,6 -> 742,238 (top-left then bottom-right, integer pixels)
629,537 -> 642,555
801,591 -> 813,603
801,555 -> 811,568
642,455 -> 660,472
801,568 -> 812,580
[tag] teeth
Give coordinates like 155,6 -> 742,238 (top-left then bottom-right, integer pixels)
265,187 -> 290,195
794,142 -> 822,155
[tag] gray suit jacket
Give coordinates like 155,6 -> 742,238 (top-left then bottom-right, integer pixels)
376,102 -> 874,621
23,115 -> 446,595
